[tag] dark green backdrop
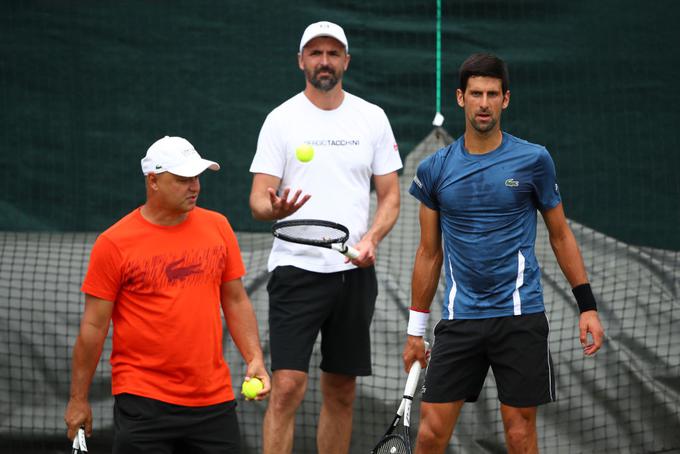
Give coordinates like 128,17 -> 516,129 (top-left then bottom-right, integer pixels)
2,0 -> 678,250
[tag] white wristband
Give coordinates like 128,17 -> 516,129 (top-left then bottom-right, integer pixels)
407,309 -> 430,336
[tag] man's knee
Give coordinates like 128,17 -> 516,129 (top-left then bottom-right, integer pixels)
505,423 -> 532,445
269,371 -> 308,413
416,421 -> 449,452
321,373 -> 356,409
505,420 -> 537,452
502,407 -> 537,452
415,401 -> 463,454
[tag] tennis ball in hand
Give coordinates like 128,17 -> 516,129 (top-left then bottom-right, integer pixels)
241,377 -> 264,399
295,144 -> 314,163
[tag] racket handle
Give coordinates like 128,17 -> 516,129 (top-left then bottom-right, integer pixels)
404,340 -> 429,397
331,244 -> 360,259
72,427 -> 87,453
404,361 -> 422,397
343,245 -> 360,259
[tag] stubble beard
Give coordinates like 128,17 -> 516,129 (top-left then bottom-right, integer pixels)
307,66 -> 342,92
469,114 -> 498,134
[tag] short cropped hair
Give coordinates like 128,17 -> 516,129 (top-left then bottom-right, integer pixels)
459,53 -> 509,93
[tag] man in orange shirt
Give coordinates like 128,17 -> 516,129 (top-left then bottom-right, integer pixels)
64,136 -> 270,453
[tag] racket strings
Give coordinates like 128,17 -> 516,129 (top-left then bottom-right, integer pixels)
275,224 -> 347,244
373,427 -> 411,454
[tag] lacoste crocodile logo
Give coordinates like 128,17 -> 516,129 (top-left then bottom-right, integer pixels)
165,259 -> 202,282
505,178 -> 519,187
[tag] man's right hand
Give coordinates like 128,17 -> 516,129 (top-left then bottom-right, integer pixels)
64,397 -> 92,440
402,335 -> 428,373
268,187 -> 311,219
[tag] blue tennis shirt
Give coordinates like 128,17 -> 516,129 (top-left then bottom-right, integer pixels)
409,132 -> 561,319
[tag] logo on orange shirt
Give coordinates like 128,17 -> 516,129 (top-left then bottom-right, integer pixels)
165,259 -> 202,283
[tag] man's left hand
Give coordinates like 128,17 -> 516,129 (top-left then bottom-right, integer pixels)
579,310 -> 604,356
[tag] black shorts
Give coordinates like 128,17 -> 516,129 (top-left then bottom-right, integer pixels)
267,265 -> 377,376
422,312 -> 555,408
113,394 -> 240,454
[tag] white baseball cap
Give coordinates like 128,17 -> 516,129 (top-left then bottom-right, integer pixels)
299,21 -> 348,53
141,136 -> 220,177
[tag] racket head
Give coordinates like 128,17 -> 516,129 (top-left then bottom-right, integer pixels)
271,219 -> 349,247
371,426 -> 412,454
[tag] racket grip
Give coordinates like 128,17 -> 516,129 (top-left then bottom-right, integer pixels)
330,243 -> 360,259
343,245 -> 360,259
404,361 -> 422,397
404,341 -> 429,397
72,427 -> 87,453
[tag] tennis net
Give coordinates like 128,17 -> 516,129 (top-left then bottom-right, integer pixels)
1,128 -> 679,453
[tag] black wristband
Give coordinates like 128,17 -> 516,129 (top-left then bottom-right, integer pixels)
572,283 -> 597,313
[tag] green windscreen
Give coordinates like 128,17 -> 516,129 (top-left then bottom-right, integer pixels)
1,0 -> 678,249
1,2 -> 679,454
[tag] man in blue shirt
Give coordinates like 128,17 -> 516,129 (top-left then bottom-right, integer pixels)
403,53 -> 604,454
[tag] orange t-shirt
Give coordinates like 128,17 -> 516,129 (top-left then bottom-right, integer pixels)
81,207 -> 245,406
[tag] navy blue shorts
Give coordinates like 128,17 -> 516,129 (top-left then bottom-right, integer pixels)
267,265 -> 377,376
422,312 -> 555,407
113,394 -> 240,454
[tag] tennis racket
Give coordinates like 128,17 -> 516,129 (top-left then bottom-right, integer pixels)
71,427 -> 88,453
271,219 -> 360,259
371,341 -> 429,454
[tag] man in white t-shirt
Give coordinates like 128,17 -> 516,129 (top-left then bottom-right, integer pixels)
249,21 -> 403,454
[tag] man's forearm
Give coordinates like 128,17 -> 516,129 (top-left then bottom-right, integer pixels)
225,301 -> 264,365
362,172 -> 400,245
362,196 -> 399,245
69,328 -> 107,401
411,246 -> 443,312
250,193 -> 275,221
549,228 -> 589,288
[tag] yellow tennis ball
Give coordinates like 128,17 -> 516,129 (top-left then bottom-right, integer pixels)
295,144 -> 314,163
241,377 -> 263,399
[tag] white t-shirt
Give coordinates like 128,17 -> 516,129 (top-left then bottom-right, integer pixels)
250,91 -> 403,273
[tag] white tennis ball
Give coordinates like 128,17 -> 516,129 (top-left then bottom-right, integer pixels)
241,377 -> 263,399
390,447 -> 397,453
295,144 -> 314,163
